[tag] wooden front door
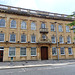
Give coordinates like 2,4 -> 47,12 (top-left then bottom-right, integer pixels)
0,51 -> 3,62
41,47 -> 48,60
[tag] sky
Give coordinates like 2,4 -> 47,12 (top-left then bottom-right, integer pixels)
0,0 -> 75,15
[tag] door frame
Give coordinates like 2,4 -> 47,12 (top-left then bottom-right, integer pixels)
0,47 -> 4,62
41,46 -> 48,60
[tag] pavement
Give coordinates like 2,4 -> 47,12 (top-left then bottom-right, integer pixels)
0,59 -> 75,70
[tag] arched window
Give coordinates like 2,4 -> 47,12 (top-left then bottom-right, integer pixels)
31,22 -> 36,30
67,36 -> 71,44
59,25 -> 63,32
66,26 -> 70,32
10,20 -> 16,28
41,23 -> 46,28
10,34 -> 16,42
21,34 -> 26,43
21,21 -> 26,29
0,19 -> 5,27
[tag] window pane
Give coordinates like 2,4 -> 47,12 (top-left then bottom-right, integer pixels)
0,34 -> 4,42
21,21 -> 26,29
51,25 -> 55,31
31,35 -> 36,43
67,36 -> 71,43
52,47 -> 57,55
31,48 -> 36,56
68,47 -> 72,54
9,47 -> 15,56
60,47 -> 65,54
59,36 -> 63,43
31,22 -> 36,30
11,20 -> 16,28
66,26 -> 70,32
21,35 -> 26,42
59,25 -> 62,32
20,47 -> 26,56
0,19 -> 5,27
51,36 -> 56,43
41,23 -> 45,28
10,34 -> 16,42
42,35 -> 46,39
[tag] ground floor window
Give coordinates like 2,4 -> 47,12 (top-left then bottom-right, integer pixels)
20,47 -> 26,56
9,47 -> 15,57
68,47 -> 72,55
31,47 -> 36,56
52,47 -> 57,55
60,47 -> 65,55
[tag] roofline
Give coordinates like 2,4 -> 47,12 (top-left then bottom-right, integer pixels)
0,4 -> 74,21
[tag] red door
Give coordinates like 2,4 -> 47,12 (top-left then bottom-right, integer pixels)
41,47 -> 48,60
0,51 -> 3,62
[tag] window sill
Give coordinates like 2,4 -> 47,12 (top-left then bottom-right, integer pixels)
20,55 -> 27,57
9,41 -> 16,43
0,41 -> 4,42
69,54 -> 73,55
10,28 -> 17,29
0,26 -> 6,28
21,42 -> 27,43
52,55 -> 57,56
21,28 -> 27,30
8,56 -> 16,57
61,54 -> 65,55
31,55 -> 37,56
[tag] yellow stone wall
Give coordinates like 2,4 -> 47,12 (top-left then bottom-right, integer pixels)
0,12 -> 75,61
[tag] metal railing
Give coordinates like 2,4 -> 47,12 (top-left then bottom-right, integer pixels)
39,28 -> 48,33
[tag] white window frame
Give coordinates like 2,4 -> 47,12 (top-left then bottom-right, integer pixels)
51,24 -> 55,31
68,47 -> 73,55
0,19 -> 5,27
21,34 -> 26,43
31,35 -> 36,43
10,20 -> 16,28
41,23 -> 46,28
51,36 -> 56,43
52,47 -> 57,56
21,21 -> 27,29
42,35 -> 46,39
31,47 -> 37,56
31,22 -> 36,30
59,25 -> 63,32
66,26 -> 70,32
0,33 -> 5,42
10,34 -> 16,43
9,47 -> 16,57
59,36 -> 64,44
67,36 -> 71,44
60,47 -> 65,55
20,47 -> 26,56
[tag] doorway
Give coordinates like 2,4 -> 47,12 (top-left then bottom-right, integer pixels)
41,47 -> 48,60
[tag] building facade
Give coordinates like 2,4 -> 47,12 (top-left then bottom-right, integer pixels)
0,4 -> 75,62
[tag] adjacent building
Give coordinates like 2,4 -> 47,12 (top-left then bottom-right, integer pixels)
0,4 -> 75,62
